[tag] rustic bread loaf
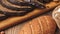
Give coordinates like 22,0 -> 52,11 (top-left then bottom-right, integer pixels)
19,15 -> 56,34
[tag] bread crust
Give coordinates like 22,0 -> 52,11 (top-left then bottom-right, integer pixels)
19,15 -> 56,34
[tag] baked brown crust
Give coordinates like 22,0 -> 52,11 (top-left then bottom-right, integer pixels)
19,15 -> 56,34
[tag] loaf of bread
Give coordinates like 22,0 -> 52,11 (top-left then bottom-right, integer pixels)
19,15 -> 56,34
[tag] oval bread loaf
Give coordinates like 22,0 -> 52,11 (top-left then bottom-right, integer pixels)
19,15 -> 56,34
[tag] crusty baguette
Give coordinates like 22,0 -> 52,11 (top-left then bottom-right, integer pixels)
19,15 -> 56,34
0,1 -> 59,31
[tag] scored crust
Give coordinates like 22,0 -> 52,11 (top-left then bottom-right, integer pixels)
19,15 -> 56,34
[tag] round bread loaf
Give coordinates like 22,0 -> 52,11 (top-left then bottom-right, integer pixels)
19,15 -> 56,34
